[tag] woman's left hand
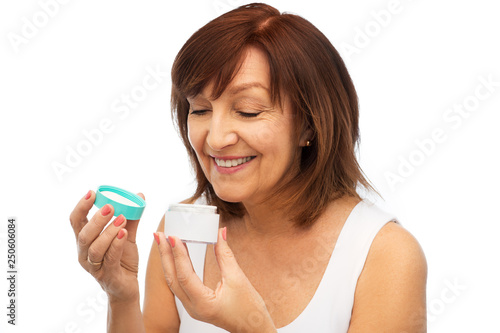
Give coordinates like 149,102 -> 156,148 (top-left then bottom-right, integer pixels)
156,227 -> 276,333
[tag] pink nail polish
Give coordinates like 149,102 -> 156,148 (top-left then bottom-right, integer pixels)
168,236 -> 176,248
101,204 -> 111,216
117,229 -> 126,239
222,227 -> 227,241
85,190 -> 91,200
153,233 -> 160,245
113,215 -> 125,227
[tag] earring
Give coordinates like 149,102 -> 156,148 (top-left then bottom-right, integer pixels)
305,140 -> 311,147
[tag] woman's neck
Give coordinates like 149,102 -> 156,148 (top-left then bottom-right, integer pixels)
242,202 -> 298,238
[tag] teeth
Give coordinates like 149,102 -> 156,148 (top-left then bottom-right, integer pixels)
215,156 -> 253,168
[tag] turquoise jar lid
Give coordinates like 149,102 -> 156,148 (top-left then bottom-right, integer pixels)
94,185 -> 146,220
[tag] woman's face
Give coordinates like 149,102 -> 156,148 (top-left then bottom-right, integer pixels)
187,46 -> 305,205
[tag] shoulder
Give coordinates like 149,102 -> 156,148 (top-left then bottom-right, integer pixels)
369,222 -> 427,270
354,217 -> 427,287
348,222 -> 427,332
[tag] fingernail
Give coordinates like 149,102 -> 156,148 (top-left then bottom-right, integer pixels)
167,236 -> 175,248
222,227 -> 227,241
113,215 -> 125,227
153,233 -> 160,245
117,229 -> 126,239
85,190 -> 91,200
101,204 -> 112,216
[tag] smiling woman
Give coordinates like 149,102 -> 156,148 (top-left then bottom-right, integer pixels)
185,47 -> 303,206
70,3 -> 427,333
171,4 -> 378,228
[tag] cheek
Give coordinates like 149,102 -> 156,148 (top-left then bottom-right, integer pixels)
187,121 -> 202,152
264,118 -> 295,147
245,123 -> 294,170
258,119 -> 298,166
251,125 -> 275,144
246,118 -> 285,147
187,122 -> 212,175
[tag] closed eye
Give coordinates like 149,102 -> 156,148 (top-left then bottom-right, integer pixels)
189,109 -> 210,116
238,111 -> 261,118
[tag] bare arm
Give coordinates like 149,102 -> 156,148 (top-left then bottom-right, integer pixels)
348,222 -> 427,332
108,297 -> 144,332
143,215 -> 182,332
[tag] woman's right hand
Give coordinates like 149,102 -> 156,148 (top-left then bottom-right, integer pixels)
69,190 -> 145,303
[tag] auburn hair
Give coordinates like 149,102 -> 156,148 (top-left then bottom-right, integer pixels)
171,3 -> 381,228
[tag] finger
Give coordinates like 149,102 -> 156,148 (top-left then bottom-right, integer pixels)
169,236 -> 213,302
156,233 -> 189,303
102,228 -> 128,273
77,204 -> 115,264
123,192 -> 145,243
214,227 -> 243,279
69,190 -> 95,239
87,215 -> 127,272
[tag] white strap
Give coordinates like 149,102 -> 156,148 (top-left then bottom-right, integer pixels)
326,200 -> 398,331
279,200 -> 398,332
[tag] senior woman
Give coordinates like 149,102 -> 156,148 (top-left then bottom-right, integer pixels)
70,3 -> 427,332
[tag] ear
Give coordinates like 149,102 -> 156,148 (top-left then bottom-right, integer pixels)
299,127 -> 314,147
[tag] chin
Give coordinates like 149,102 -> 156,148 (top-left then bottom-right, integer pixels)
214,193 -> 244,203
212,187 -> 247,204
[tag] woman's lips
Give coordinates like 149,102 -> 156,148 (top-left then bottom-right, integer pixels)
214,156 -> 255,167
212,156 -> 256,174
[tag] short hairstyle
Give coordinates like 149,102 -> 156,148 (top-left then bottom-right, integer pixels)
171,3 -> 380,228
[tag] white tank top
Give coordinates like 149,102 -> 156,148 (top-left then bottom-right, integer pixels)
175,198 -> 399,332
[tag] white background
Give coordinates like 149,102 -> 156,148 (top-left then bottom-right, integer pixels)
1,0 -> 499,332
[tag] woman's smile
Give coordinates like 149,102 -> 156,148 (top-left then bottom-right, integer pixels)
212,155 -> 256,168
211,155 -> 257,174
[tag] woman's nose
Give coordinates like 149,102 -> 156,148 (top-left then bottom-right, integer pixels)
207,113 -> 238,151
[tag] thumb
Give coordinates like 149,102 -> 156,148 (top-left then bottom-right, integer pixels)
214,227 -> 242,279
124,192 -> 145,243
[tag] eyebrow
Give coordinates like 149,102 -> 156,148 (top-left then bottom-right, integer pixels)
187,82 -> 270,103
227,82 -> 270,95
